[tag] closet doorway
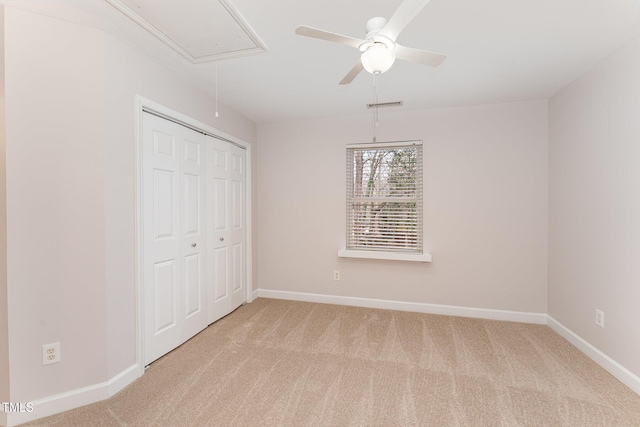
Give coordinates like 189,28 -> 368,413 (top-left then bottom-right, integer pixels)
139,104 -> 250,366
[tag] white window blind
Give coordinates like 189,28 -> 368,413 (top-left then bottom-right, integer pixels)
346,141 -> 423,254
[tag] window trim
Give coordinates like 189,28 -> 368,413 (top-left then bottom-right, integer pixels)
338,249 -> 432,262
339,140 -> 431,263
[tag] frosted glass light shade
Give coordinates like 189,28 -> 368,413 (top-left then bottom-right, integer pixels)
360,43 -> 396,74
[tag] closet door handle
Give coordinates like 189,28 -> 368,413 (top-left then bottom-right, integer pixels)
219,237 -> 224,242
191,243 -> 197,247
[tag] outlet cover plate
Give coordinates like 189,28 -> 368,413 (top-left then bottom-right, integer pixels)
43,342 -> 61,365
595,309 -> 604,328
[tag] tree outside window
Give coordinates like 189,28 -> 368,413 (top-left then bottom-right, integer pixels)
346,141 -> 423,253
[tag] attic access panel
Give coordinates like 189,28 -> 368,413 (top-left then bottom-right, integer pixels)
106,0 -> 267,63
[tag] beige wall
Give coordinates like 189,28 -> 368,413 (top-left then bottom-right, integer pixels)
6,7 -> 108,401
548,37 -> 640,378
257,100 -> 549,313
3,5 -> 256,404
0,4 -> 10,415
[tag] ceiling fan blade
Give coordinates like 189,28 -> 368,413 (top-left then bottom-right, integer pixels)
295,26 -> 364,49
395,44 -> 446,67
339,62 -> 364,85
380,0 -> 432,41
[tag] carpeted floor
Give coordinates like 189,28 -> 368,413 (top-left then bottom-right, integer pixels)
24,298 -> 640,426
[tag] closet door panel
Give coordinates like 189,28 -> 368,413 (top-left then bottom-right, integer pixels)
143,112 -> 207,366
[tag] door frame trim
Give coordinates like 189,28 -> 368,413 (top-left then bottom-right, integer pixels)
134,95 -> 253,376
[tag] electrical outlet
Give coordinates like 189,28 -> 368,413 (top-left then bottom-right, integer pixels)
43,342 -> 61,365
333,271 -> 340,281
595,309 -> 604,328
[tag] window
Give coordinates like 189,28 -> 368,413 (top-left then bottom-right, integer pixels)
339,141 -> 430,262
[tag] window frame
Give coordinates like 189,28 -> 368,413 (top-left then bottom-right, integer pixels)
338,140 -> 431,263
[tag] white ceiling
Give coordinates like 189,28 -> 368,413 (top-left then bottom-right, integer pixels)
7,0 -> 640,123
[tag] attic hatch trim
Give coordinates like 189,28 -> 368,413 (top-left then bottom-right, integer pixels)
105,0 -> 268,64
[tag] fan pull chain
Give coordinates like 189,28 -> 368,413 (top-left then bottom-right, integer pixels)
215,62 -> 219,118
375,73 -> 379,127
372,73 -> 379,143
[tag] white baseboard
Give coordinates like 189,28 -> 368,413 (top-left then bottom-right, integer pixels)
256,289 -> 548,324
5,364 -> 140,427
251,288 -> 259,302
547,316 -> 640,395
106,364 -> 140,397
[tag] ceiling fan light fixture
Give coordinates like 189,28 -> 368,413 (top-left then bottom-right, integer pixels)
360,43 -> 395,74
295,0 -> 447,85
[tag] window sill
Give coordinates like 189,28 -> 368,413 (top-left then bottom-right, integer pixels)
337,249 -> 432,263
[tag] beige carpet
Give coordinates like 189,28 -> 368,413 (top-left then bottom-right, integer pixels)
24,298 -> 640,426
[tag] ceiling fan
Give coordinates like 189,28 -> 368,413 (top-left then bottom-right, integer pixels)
295,0 -> 446,85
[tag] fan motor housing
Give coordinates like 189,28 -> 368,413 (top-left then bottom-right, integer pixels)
365,17 -> 387,36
